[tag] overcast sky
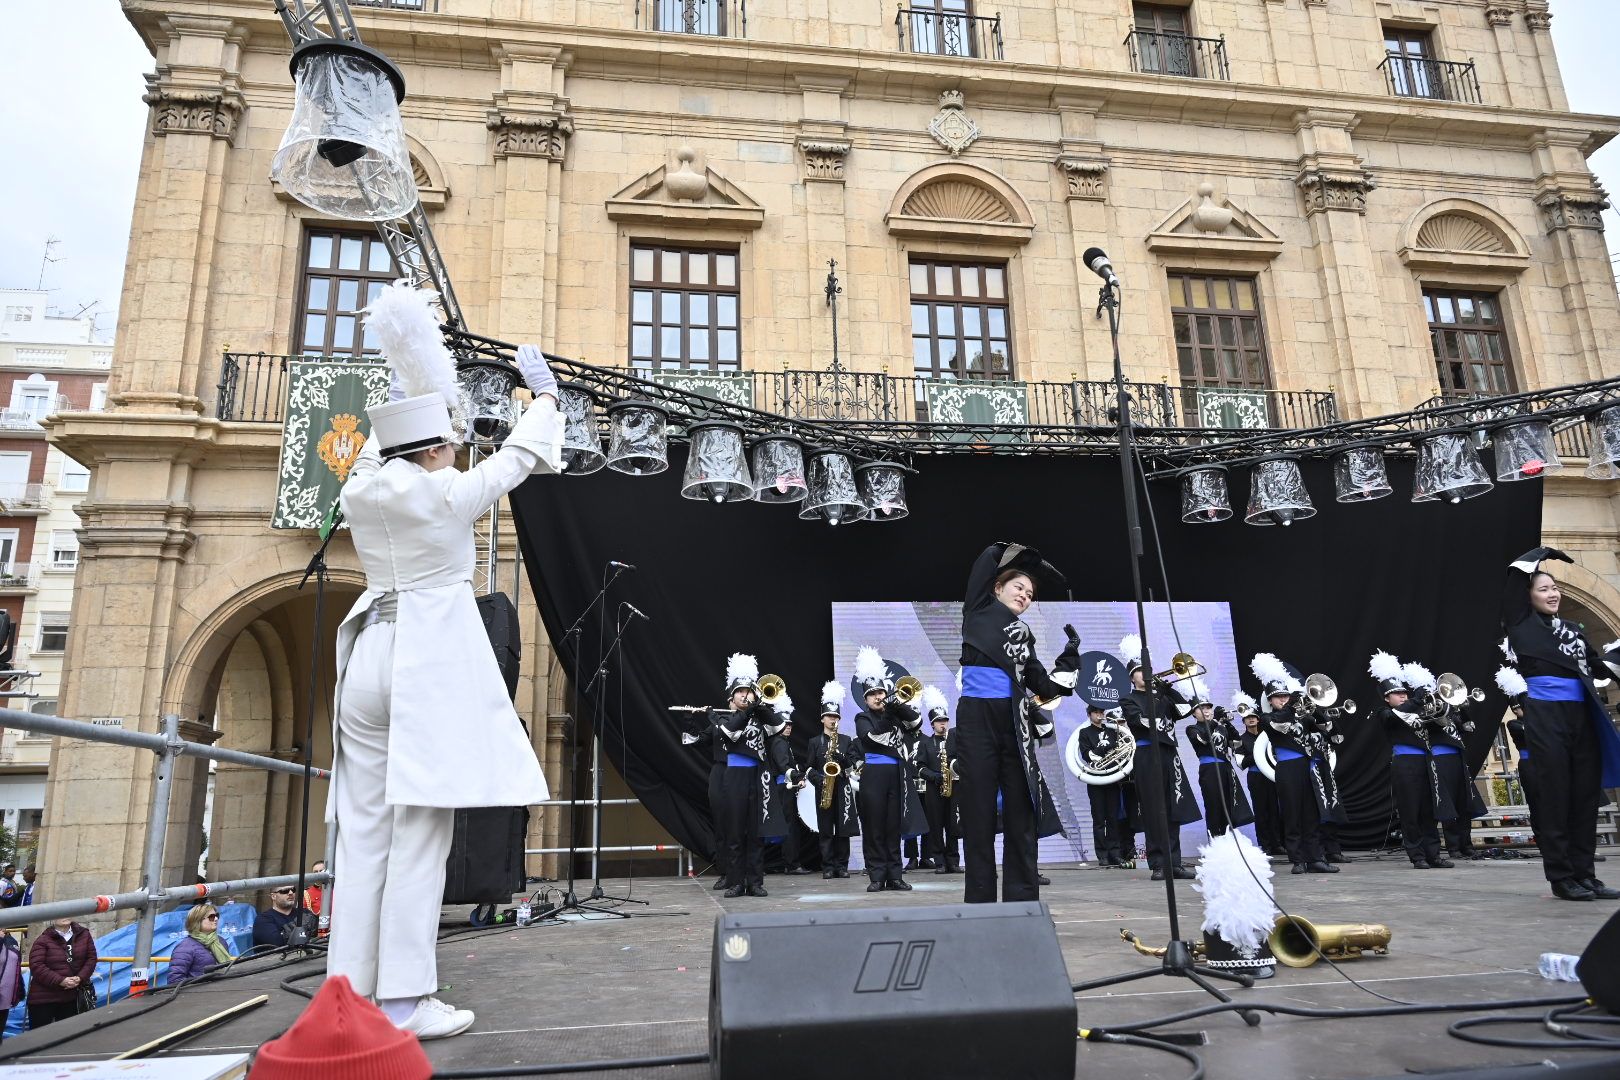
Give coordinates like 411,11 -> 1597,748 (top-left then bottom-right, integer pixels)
1,3 -> 1617,338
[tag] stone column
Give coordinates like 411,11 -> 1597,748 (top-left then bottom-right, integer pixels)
796,77 -> 854,370
1523,4 -> 1568,112
1052,94 -> 1111,384
1260,0 -> 1322,91
1531,132 -> 1617,387
1484,6 -> 1528,109
1293,110 -> 1388,415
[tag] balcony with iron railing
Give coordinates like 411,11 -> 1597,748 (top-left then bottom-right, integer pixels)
896,7 -> 1003,61
0,564 -> 42,593
0,398 -> 72,436
636,0 -> 746,37
0,484 -> 51,515
1378,54 -> 1482,105
1125,30 -> 1230,80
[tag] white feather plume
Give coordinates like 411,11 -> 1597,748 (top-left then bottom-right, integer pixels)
1402,661 -> 1437,691
1185,676 -> 1211,704
1500,636 -> 1517,663
854,646 -> 889,686
771,693 -> 795,718
1249,652 -> 1289,688
1119,634 -> 1142,665
1369,650 -> 1404,683
1230,691 -> 1257,715
1193,831 -> 1278,953
1494,666 -> 1528,698
819,679 -> 844,709
724,653 -> 759,690
364,282 -> 459,407
919,685 -> 949,717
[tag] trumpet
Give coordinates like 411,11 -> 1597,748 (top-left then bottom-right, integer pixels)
1153,652 -> 1204,684
820,759 -> 841,810
893,675 -> 924,704
1436,672 -> 1486,708
758,674 -> 789,704
1303,673 -> 1356,718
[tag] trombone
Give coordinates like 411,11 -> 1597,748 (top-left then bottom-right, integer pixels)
758,674 -> 789,703
893,675 -> 923,704
1152,652 -> 1204,686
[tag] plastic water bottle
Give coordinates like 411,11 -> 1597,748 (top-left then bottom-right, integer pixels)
1538,952 -> 1581,982
517,898 -> 532,927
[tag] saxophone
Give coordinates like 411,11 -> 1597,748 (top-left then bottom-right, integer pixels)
938,738 -> 953,799
820,741 -> 842,811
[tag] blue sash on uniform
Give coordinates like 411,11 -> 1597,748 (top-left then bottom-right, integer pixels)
1274,748 -> 1304,762
1197,756 -> 1222,766
1392,745 -> 1427,756
1135,739 -> 1151,748
1526,675 -> 1620,786
961,666 -> 1014,698
864,754 -> 898,766
727,753 -> 757,768
1430,745 -> 1460,756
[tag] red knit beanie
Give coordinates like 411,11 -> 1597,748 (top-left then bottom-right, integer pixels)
250,975 -> 432,1080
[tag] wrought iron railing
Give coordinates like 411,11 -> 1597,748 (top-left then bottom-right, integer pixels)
1378,54 -> 1481,105
1413,389 -> 1594,461
218,352 -> 294,424
1125,30 -> 1229,80
895,7 -> 1004,60
636,0 -> 746,37
0,564 -> 42,591
352,0 -> 437,10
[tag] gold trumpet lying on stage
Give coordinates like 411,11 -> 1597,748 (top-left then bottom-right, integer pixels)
819,759 -> 841,810
1269,915 -> 1391,968
893,675 -> 924,704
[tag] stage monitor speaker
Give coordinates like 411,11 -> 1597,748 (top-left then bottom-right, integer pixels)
1578,906 -> 1620,1015
475,592 -> 521,702
709,901 -> 1076,1080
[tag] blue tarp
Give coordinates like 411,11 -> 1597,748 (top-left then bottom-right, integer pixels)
4,901 -> 255,1037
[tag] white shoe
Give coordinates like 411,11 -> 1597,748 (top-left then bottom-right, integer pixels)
396,996 -> 475,1040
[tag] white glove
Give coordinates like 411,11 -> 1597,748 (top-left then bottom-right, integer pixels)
516,344 -> 557,399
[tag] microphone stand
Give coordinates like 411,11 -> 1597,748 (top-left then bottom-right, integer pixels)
1069,275 -> 1261,1026
577,605 -> 650,908
289,502 -> 342,948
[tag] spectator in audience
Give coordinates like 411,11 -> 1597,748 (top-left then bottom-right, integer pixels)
0,929 -> 23,1041
26,917 -> 96,1028
168,905 -> 229,987
0,866 -> 17,908
19,865 -> 35,907
302,861 -> 326,919
252,885 -> 310,950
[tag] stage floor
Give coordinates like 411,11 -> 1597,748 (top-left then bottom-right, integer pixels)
5,854 -> 1618,1078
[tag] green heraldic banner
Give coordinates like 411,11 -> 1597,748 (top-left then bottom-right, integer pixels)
272,360 -> 391,530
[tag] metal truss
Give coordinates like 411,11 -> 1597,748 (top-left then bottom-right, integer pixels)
272,0 -> 362,46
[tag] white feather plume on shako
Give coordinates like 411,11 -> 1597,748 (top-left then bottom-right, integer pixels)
1249,652 -> 1298,708
854,646 -> 891,695
1500,636 -> 1518,663
1194,831 -> 1278,955
1119,634 -> 1143,675
819,679 -> 844,717
724,653 -> 760,695
1230,690 -> 1258,717
769,693 -> 794,719
1183,676 -> 1213,708
1495,665 -> 1528,700
919,685 -> 950,724
1369,650 -> 1406,698
1401,661 -> 1437,692
364,282 -> 460,410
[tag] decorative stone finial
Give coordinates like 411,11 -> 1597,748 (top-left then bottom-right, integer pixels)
665,146 -> 708,201
1191,183 -> 1234,233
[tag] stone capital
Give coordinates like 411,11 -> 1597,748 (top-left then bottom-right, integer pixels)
142,80 -> 244,143
797,137 -> 852,182
1537,188 -> 1609,233
1295,167 -> 1376,216
1054,155 -> 1109,201
1485,5 -> 1514,27
1524,4 -> 1552,33
487,110 -> 574,162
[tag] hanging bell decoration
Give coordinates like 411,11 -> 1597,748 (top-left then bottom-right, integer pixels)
681,421 -> 754,503
556,382 -> 605,475
271,40 -> 418,221
1489,418 -> 1561,482
1330,443 -> 1393,503
1584,403 -> 1620,480
1412,431 -> 1494,504
1179,464 -> 1232,523
1244,454 -> 1316,527
856,462 -> 910,522
750,436 -> 808,504
454,359 -> 524,446
798,449 -> 869,526
605,400 -> 670,476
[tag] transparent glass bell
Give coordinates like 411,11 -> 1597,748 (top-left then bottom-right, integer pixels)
1585,404 -> 1620,480
557,382 -> 605,476
1490,419 -> 1561,482
1412,431 -> 1493,503
605,400 -> 670,476
681,421 -> 754,503
455,359 -> 523,446
1244,455 -> 1316,526
1179,465 -> 1232,523
271,41 -> 417,222
1331,443 -> 1392,503
856,462 -> 910,521
750,436 -> 807,504
798,450 -> 868,526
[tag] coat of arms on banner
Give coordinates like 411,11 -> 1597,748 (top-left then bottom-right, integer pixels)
272,361 -> 391,530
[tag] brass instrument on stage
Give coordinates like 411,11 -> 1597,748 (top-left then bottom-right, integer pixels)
758,674 -> 789,704
893,675 -> 924,704
819,758 -> 841,810
1152,652 -> 1205,685
1436,672 -> 1486,708
1268,915 -> 1391,969
1120,929 -> 1205,960
1074,728 -> 1136,786
939,741 -> 955,798
1303,673 -> 1357,717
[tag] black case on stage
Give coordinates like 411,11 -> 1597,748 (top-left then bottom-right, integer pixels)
709,901 -> 1076,1080
443,592 -> 528,905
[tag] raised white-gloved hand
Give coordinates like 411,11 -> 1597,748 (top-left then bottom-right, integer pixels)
516,343 -> 557,400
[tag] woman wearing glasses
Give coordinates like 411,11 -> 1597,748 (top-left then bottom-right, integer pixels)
169,906 -> 231,986
25,917 -> 96,1028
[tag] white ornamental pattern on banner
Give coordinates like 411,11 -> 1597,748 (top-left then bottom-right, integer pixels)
273,362 -> 391,530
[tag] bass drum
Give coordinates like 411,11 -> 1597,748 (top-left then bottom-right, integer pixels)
795,784 -> 820,831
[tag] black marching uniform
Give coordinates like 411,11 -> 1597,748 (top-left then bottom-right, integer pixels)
1077,720 -> 1129,864
899,729 -> 933,868
1505,716 -> 1540,839
1307,714 -> 1349,861
766,732 -> 808,872
918,729 -> 962,872
682,714 -> 732,886
856,697 -> 923,887
1235,728 -> 1283,855
1187,713 -> 1254,837
1121,687 -> 1202,872
715,702 -> 779,893
807,730 -> 861,877
1378,700 -> 1444,867
1265,707 -> 1326,870
1429,704 -> 1484,858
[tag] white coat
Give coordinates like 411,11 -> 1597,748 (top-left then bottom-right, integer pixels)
326,398 -> 563,819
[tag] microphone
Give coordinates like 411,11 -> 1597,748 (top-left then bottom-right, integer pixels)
624,603 -> 651,622
608,560 -> 637,572
1082,247 -> 1120,287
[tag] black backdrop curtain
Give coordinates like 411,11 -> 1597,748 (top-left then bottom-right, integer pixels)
512,447 -> 1541,855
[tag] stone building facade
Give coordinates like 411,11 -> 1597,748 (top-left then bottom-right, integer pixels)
35,0 -> 1620,904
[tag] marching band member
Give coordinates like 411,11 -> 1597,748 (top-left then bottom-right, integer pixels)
327,289 -> 561,1040
854,647 -> 923,893
1121,636 -> 1200,882
1418,669 -> 1482,861
1370,652 -> 1446,870
1185,683 -> 1253,838
1232,695 -> 1283,858
711,654 -> 785,899
1502,548 -> 1620,901
807,682 -> 860,879
1078,703 -> 1128,866
917,688 -> 962,874
1306,687 -> 1350,866
1497,665 -> 1539,840
900,721 -> 933,871
681,709 -> 734,889
956,544 -> 1082,903
1250,653 -> 1335,876
765,703 -> 812,875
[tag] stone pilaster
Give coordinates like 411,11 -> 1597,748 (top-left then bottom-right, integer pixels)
1052,93 -> 1112,381
1522,3 -> 1567,110
1482,6 -> 1529,109
797,77 -> 854,368
1530,130 -> 1619,385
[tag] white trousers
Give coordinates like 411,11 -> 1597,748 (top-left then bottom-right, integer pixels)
326,622 -> 454,1000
